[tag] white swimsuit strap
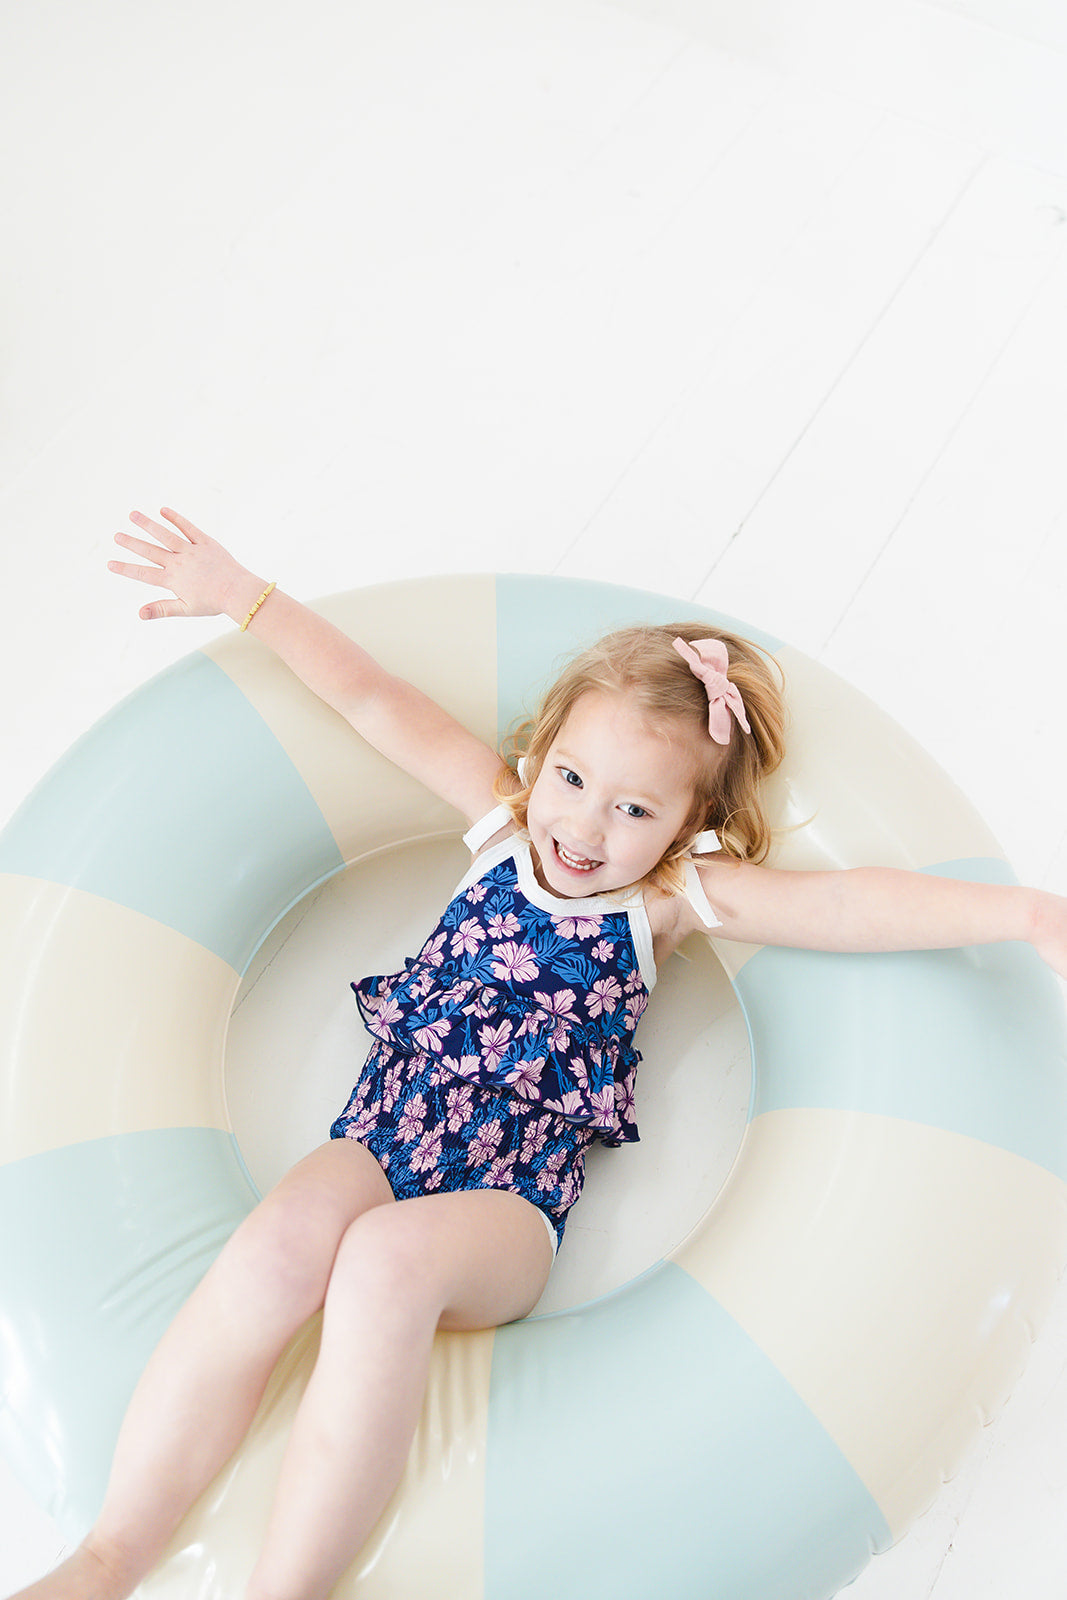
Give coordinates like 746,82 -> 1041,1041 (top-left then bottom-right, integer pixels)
684,829 -> 724,930
462,804 -> 513,854
683,859 -> 723,930
689,828 -> 722,857
461,758 -> 531,855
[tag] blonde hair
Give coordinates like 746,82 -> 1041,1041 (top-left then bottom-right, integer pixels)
493,621 -> 787,892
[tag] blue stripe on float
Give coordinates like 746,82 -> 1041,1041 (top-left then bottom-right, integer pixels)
0,654 -> 345,972
485,1262 -> 889,1600
0,1129 -> 255,1539
495,575 -> 782,738
738,859 -> 1067,1181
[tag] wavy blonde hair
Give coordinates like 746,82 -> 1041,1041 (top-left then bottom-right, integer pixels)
493,621 -> 787,893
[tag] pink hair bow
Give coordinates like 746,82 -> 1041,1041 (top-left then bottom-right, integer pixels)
673,636 -> 751,744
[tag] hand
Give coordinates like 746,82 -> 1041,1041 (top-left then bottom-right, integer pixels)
109,508 -> 256,621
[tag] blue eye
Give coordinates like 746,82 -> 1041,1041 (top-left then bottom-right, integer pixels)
559,767 -> 582,788
621,803 -> 648,819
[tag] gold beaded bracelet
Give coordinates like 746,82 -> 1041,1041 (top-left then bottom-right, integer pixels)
240,581 -> 277,632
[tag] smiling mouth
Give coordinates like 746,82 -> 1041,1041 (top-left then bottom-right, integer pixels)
554,840 -> 602,872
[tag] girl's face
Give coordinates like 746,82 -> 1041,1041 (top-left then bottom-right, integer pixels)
526,689 -> 700,898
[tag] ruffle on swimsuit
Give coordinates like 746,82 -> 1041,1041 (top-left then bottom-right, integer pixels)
353,835 -> 655,1147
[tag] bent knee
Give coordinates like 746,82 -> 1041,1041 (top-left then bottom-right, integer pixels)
328,1207 -> 450,1322
222,1184 -> 375,1312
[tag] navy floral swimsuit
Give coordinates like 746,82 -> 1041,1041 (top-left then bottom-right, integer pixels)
330,830 -> 659,1246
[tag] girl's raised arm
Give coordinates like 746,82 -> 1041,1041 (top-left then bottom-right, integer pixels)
109,508 -> 503,823
692,856 -> 1067,981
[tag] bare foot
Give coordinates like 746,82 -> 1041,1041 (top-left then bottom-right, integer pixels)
8,1541 -> 139,1600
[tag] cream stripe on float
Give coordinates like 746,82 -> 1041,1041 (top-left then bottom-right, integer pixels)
761,645 -> 1005,876
142,1324 -> 496,1600
0,877 -> 234,1161
673,1108 -> 1067,1536
200,578 -> 500,862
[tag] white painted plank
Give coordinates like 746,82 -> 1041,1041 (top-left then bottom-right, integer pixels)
564,111 -> 980,602
697,157 -> 1067,650
607,0 -> 1067,172
814,223 -> 1067,888
0,0 -> 684,490
922,0 -> 1067,52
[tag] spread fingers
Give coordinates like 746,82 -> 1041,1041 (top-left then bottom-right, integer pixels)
108,556 -> 172,587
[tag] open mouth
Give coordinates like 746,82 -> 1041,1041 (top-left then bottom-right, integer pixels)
554,840 -> 602,873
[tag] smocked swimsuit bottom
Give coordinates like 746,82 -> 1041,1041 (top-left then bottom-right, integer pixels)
330,1041 -> 594,1246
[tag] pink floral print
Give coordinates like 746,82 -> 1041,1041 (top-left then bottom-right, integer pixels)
504,1056 -> 546,1098
478,1019 -> 513,1070
410,1127 -> 443,1173
587,975 -> 623,1018
350,846 -> 648,1153
446,1083 -> 475,1131
413,1018 -> 451,1053
490,941 -> 540,983
331,1042 -> 595,1250
467,1118 -> 504,1167
451,918 -> 486,958
552,914 -> 602,940
396,1091 -> 427,1143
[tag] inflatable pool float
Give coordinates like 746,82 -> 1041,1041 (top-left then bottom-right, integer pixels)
1,574 -> 1065,1600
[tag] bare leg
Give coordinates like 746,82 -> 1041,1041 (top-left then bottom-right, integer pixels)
9,1140 -> 393,1600
245,1188 -> 554,1600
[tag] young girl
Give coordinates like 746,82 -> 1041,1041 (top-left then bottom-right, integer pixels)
15,506 -> 1067,1600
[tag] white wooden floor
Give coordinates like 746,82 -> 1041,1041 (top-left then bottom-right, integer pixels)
2,0 -> 1066,1594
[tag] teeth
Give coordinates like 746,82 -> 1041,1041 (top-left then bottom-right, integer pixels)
557,842 -> 600,871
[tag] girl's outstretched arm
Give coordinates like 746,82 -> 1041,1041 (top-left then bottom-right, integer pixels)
109,508 -> 502,822
693,857 -> 1067,981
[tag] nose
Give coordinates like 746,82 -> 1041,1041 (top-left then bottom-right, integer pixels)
562,790 -> 606,852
